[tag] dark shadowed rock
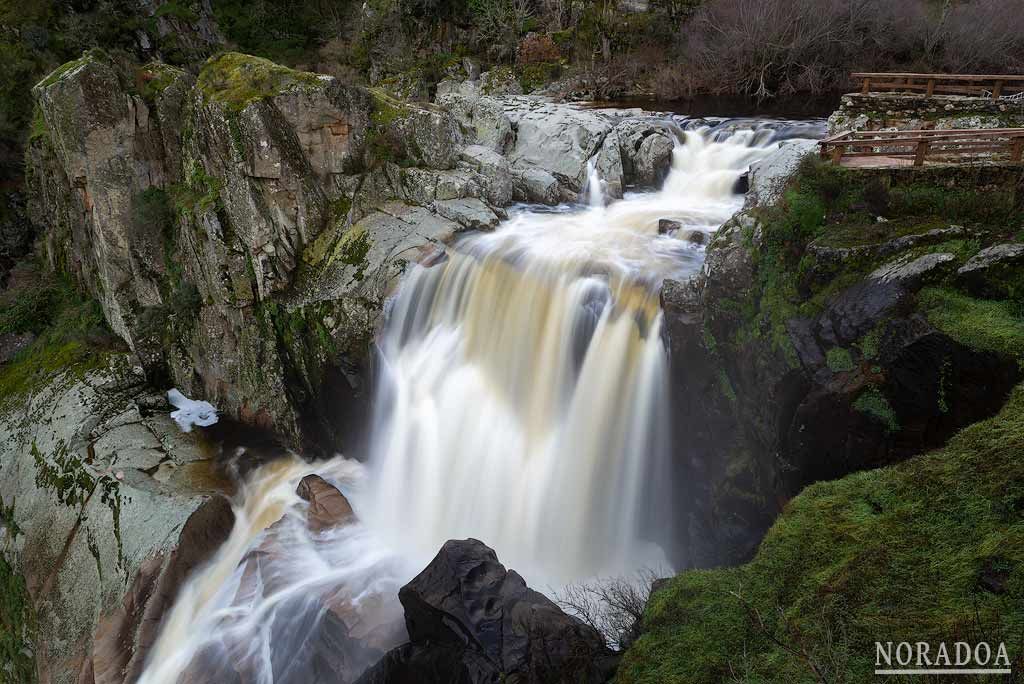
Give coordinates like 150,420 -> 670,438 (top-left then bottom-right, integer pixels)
357,539 -> 617,684
658,218 -> 681,234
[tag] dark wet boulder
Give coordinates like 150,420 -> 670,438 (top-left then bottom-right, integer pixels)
357,539 -> 617,684
297,474 -> 355,532
658,218 -> 681,234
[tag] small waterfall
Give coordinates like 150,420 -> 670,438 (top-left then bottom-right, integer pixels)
584,157 -> 605,208
135,121 -> 805,683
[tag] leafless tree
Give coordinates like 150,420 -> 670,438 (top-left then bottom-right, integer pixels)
555,568 -> 662,650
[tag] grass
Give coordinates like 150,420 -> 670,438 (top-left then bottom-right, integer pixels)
853,387 -> 899,433
0,267 -> 112,408
617,382 -> 1024,684
196,52 -> 327,112
919,288 -> 1024,361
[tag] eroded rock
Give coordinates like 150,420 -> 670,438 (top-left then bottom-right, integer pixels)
358,539 -> 617,684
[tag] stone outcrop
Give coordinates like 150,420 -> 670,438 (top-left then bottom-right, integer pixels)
957,243 -> 1024,299
662,188 -> 1024,567
744,139 -> 817,208
25,52 -> 690,455
357,539 -> 617,684
437,81 -> 681,203
0,352 -> 233,684
23,52 -> 512,455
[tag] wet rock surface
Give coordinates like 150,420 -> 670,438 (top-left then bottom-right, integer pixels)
0,353 -> 231,684
358,539 -> 617,684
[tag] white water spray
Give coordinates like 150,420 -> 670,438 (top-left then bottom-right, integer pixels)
136,123 -> 797,683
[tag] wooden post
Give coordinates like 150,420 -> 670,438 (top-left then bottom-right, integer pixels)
831,144 -> 844,166
1011,138 -> 1024,163
926,78 -> 935,97
993,80 -> 1004,100
914,140 -> 930,167
862,77 -> 871,95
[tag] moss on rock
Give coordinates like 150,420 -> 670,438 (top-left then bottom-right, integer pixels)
619,382 -> 1024,684
196,52 -> 328,113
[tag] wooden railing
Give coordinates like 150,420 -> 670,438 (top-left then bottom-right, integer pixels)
852,72 -> 1024,100
819,128 -> 1024,166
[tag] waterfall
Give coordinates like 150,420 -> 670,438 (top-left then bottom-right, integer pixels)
135,123 -> 798,684
584,157 -> 605,208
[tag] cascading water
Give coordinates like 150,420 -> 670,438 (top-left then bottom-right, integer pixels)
136,121 -> 813,684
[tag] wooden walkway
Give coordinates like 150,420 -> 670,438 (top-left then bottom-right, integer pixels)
852,72 -> 1024,100
819,129 -> 1024,168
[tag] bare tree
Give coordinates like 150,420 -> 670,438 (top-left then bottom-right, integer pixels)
555,568 -> 662,650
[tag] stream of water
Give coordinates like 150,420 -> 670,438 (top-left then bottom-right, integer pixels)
136,117 -> 822,684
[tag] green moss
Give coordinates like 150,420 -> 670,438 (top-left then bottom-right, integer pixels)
27,105 -> 47,144
171,160 -> 223,215
618,383 -> 1024,684
919,288 -> 1024,360
858,324 -> 883,361
196,52 -> 327,113
35,50 -> 99,89
0,271 -> 110,408
853,387 -> 899,433
825,347 -> 855,373
0,555 -> 35,684
517,61 -> 561,92
137,62 -> 183,103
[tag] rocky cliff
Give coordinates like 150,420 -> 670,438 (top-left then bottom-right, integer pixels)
660,150 -> 1024,567
24,51 -> 681,458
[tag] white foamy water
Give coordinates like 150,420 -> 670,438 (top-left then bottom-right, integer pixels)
136,124 -> 802,683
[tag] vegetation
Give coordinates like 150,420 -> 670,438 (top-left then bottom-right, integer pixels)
0,265 -> 112,407
0,556 -> 35,684
920,289 -> 1024,361
196,52 -> 327,112
618,382 -> 1024,683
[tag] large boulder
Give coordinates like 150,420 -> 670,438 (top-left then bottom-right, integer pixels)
504,101 -> 616,195
358,539 -> 617,684
956,242 -> 1024,299
744,139 -> 817,207
614,118 -> 677,187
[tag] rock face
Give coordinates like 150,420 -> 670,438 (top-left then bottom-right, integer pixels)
662,198 -> 1023,567
0,352 -> 234,684
23,52 -> 508,455
437,83 -> 680,204
358,539 -> 617,684
25,52 -> 689,454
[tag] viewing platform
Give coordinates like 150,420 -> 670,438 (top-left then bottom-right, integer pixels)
823,72 -> 1024,168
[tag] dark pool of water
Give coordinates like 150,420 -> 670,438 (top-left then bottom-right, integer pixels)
581,92 -> 841,121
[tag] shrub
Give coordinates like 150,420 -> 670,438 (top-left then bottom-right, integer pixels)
516,32 -> 560,65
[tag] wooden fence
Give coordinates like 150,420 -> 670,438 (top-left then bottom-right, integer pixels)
852,72 -> 1024,100
819,128 -> 1024,167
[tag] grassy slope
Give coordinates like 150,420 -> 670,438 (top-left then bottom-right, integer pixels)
619,381 -> 1024,683
618,163 -> 1024,683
